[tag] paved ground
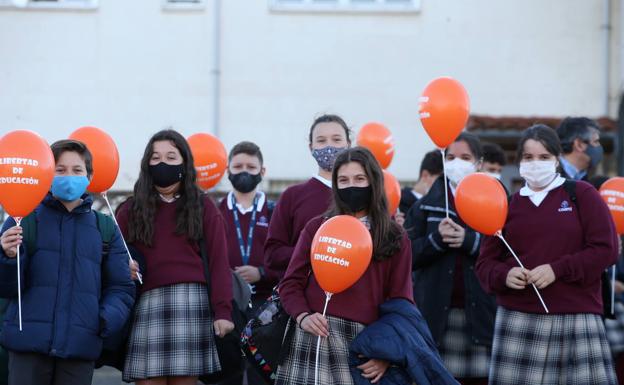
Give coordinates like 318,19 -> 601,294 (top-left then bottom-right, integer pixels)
91,367 -> 208,384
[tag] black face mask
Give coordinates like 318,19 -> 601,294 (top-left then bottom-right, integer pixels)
149,162 -> 184,188
337,186 -> 372,213
228,171 -> 262,193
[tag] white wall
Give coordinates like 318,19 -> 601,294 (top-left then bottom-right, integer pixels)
0,0 -> 619,191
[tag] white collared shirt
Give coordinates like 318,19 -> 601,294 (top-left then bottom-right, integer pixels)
519,174 -> 566,207
226,191 -> 266,215
313,174 -> 332,188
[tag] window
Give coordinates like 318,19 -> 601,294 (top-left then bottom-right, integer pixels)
0,0 -> 97,10
162,0 -> 205,11
269,0 -> 420,13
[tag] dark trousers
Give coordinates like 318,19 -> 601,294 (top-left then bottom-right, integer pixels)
8,351 -> 94,385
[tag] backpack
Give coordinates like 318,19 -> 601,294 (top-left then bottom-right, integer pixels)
562,180 -> 615,319
21,209 -> 115,258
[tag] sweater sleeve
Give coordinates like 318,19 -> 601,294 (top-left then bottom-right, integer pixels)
203,199 -> 234,321
279,219 -> 319,319
476,234 -> 515,294
550,184 -> 618,285
385,233 -> 415,302
264,190 -> 295,280
404,202 -> 448,270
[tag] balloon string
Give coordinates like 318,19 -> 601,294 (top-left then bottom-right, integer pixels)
102,192 -> 143,284
14,217 -> 22,332
612,264 -> 616,315
440,149 -> 449,219
496,233 -> 549,313
314,292 -> 332,385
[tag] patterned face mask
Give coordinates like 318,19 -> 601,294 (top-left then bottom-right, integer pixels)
311,146 -> 347,172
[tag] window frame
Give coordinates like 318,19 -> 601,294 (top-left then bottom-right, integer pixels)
268,0 -> 421,14
161,0 -> 206,11
0,0 -> 98,10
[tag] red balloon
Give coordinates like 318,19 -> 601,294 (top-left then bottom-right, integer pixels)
69,126 -> 120,193
187,133 -> 227,190
0,130 -> 55,218
599,177 -> 624,235
419,77 -> 470,148
454,173 -> 507,235
383,170 -> 400,215
356,122 -> 395,169
310,215 -> 373,294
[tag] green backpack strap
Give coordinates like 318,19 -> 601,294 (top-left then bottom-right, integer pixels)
20,211 -> 38,256
94,211 -> 116,257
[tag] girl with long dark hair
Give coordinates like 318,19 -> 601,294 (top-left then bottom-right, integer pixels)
116,129 -> 234,385
276,147 -> 413,385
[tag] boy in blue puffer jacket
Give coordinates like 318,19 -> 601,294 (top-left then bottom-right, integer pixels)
0,139 -> 134,385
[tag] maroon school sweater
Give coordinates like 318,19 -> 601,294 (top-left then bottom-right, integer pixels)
280,216 -> 414,325
218,193 -> 277,297
264,178 -> 332,280
476,181 -> 618,315
116,196 -> 233,321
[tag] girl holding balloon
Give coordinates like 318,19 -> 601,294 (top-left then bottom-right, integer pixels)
276,147 -> 413,385
115,129 -> 234,385
476,125 -> 618,385
265,114 -> 352,280
404,132 -> 496,385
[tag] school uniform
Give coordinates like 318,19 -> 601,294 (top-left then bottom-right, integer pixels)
276,216 -> 414,385
399,186 -> 422,215
477,176 -> 618,385
218,191 -> 277,302
116,195 -> 233,382
404,177 -> 495,382
264,176 -> 332,280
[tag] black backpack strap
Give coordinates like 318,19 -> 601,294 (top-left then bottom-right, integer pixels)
563,179 -> 578,209
94,211 -> 116,258
266,200 -> 276,222
20,210 -> 38,256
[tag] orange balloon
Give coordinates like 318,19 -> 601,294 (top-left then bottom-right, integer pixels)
69,126 -> 120,193
383,170 -> 400,215
310,215 -> 373,294
454,173 -> 508,236
599,177 -> 624,235
187,133 -> 227,190
356,122 -> 395,169
0,130 -> 55,218
419,77 -> 470,148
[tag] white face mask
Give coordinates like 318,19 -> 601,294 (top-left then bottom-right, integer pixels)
485,172 -> 502,180
519,160 -> 557,188
445,158 -> 476,186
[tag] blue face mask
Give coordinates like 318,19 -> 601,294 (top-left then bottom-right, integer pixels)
51,175 -> 90,202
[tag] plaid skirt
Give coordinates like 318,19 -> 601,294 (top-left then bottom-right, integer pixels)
489,307 -> 617,385
275,316 -> 364,385
605,301 -> 624,355
122,283 -> 220,382
438,308 -> 491,378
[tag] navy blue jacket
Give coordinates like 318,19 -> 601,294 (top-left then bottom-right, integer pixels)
0,194 -> 135,361
349,299 -> 458,385
404,177 -> 496,346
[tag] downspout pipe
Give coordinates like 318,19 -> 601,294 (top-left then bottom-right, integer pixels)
604,0 -> 612,117
212,0 -> 222,137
